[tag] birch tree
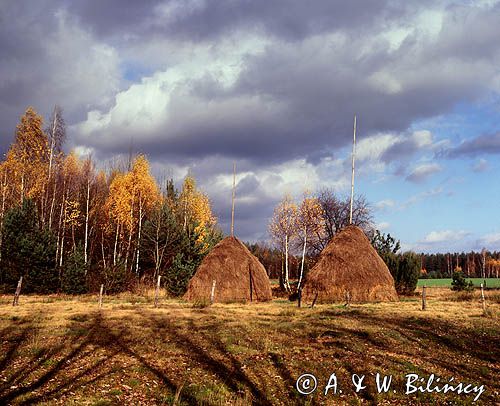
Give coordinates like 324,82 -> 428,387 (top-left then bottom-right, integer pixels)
179,175 -> 216,249
296,194 -> 323,290
129,155 -> 160,275
81,157 -> 96,266
143,199 -> 182,280
269,194 -> 298,293
7,107 -> 49,209
45,105 -> 66,228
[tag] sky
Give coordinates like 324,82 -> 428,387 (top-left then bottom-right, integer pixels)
0,0 -> 499,253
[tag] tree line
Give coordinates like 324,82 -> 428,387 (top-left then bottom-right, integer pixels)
421,250 -> 500,279
2,107 -> 495,297
0,107 -> 222,295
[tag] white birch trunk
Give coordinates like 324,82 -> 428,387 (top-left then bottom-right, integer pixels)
135,197 -> 143,275
0,173 -> 7,263
113,222 -> 119,266
101,230 -> 106,269
285,234 -> 290,292
59,193 -> 67,267
48,178 -> 57,229
298,227 -> 307,290
84,175 -> 90,265
20,173 -> 24,204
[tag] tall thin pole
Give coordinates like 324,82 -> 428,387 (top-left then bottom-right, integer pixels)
231,162 -> 236,237
349,115 -> 357,225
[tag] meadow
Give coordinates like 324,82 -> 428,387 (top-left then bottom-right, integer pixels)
0,288 -> 498,405
417,278 -> 500,288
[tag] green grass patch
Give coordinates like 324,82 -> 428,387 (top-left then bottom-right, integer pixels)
418,278 -> 500,288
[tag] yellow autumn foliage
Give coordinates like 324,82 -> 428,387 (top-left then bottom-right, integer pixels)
269,194 -> 298,246
107,155 -> 160,232
179,175 -> 216,243
5,107 -> 49,202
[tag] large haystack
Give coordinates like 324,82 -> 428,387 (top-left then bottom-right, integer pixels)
184,237 -> 272,303
301,225 -> 398,303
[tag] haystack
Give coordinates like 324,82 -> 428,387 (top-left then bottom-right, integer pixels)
184,236 -> 272,303
301,225 -> 398,303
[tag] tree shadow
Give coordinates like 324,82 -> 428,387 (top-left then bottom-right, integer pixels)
311,310 -> 499,398
0,325 -> 31,373
0,313 -> 116,404
1,306 -> 496,405
135,310 -> 274,405
0,311 -> 201,405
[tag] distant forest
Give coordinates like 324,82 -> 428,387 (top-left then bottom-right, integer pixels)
248,244 -> 500,281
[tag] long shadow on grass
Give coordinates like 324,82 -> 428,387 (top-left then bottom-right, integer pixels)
310,310 -> 499,398
137,310 -> 274,405
96,319 -> 200,405
332,312 -> 499,363
0,311 -> 211,405
0,325 -> 31,373
0,313 -> 119,404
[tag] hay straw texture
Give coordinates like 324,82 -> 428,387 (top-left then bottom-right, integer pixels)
184,237 -> 272,303
302,225 -> 398,303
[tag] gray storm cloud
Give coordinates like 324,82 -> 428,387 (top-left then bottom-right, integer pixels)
1,0 -> 499,240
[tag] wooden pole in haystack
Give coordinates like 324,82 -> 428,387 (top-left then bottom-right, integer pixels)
210,280 -> 216,304
13,276 -> 23,306
349,115 -> 357,225
310,292 -> 319,308
422,286 -> 427,310
231,162 -> 236,237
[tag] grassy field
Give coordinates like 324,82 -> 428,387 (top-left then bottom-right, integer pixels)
0,289 -> 498,405
417,278 -> 500,288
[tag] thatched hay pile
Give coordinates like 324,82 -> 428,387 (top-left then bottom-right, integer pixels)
184,237 -> 272,303
301,225 -> 398,303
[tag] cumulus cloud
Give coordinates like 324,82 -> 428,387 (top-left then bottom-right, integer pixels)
375,222 -> 391,231
421,230 -> 470,244
69,1 -> 500,168
472,158 -> 490,172
375,199 -> 395,210
405,163 -> 442,183
476,232 -> 500,249
447,132 -> 500,157
381,130 -> 434,163
0,3 -> 122,152
1,0 -> 499,241
402,187 -> 444,208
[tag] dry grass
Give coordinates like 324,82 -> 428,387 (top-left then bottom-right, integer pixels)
0,291 -> 498,405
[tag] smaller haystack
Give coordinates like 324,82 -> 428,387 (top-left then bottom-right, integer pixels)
184,237 -> 272,303
301,225 -> 398,303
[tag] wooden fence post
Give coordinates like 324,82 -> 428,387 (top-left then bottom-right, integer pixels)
99,284 -> 104,309
421,286 -> 426,311
210,280 -> 216,305
12,276 -> 23,306
154,275 -> 161,308
480,283 -> 486,313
